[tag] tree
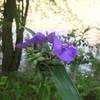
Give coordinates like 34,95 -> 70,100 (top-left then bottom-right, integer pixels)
2,0 -> 29,73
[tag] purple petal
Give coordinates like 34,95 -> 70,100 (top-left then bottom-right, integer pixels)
33,32 -> 47,44
25,38 -> 34,45
53,36 -> 62,54
54,40 -> 77,63
16,42 -> 28,48
16,32 -> 47,48
47,32 -> 56,43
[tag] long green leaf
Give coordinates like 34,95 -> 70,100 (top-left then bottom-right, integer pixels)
49,63 -> 82,100
20,26 -> 35,35
24,27 -> 35,35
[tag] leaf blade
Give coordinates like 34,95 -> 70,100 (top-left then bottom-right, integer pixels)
49,63 -> 82,100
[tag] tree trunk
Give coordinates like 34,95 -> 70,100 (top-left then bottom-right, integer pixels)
2,0 -> 16,73
2,0 -> 29,73
12,0 -> 29,70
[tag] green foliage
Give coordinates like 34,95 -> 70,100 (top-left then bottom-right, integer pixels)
76,72 -> 100,100
0,28 -> 100,100
24,28 -> 100,100
24,38 -> 81,100
0,71 -> 60,100
60,29 -> 100,100
49,62 -> 82,100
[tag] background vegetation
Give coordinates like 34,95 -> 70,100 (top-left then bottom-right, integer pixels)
0,0 -> 99,100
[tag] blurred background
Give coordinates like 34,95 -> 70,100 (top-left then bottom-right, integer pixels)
0,0 -> 100,100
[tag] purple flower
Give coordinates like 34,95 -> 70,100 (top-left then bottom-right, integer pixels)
53,36 -> 77,63
16,42 -> 28,48
16,32 -> 56,48
16,32 -> 47,48
33,32 -> 47,43
16,31 -> 77,63
46,32 -> 56,43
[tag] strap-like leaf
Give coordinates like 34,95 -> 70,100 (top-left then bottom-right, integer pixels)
20,26 -> 35,35
49,63 -> 82,100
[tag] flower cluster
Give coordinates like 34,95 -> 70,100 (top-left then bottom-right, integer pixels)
16,32 -> 77,63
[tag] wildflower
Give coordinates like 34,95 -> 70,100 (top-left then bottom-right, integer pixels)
32,32 -> 47,43
16,31 -> 77,63
16,42 -> 28,48
53,36 -> 77,63
46,32 -> 56,43
16,32 -> 56,48
16,32 -> 47,48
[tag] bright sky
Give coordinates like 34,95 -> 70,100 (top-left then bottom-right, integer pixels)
25,0 -> 100,45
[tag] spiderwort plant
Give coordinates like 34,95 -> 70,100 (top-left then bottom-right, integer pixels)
16,32 -> 77,63
16,30 -> 82,100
